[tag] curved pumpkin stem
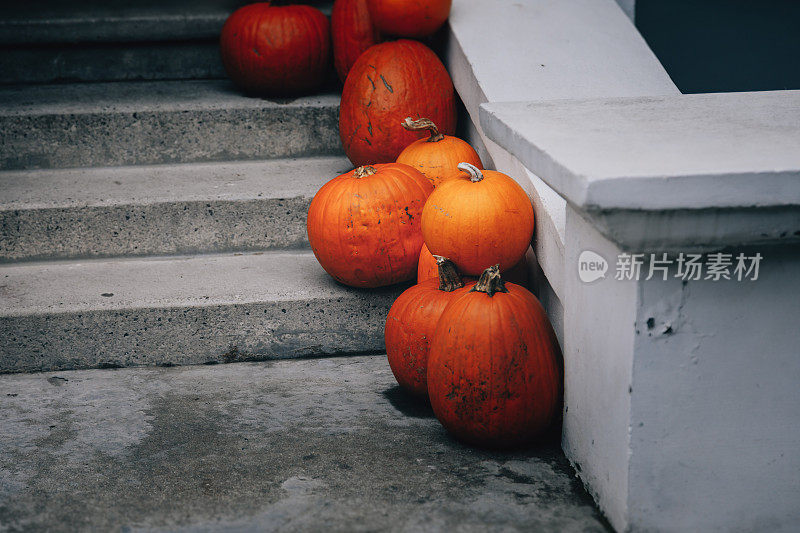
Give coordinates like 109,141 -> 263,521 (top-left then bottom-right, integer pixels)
354,166 -> 377,178
471,265 -> 508,296
433,255 -> 464,292
458,162 -> 484,182
401,117 -> 445,142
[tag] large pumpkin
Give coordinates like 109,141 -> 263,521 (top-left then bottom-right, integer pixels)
307,163 -> 433,288
396,117 -> 483,187
418,242 -> 531,287
385,256 -> 469,398
427,266 -> 562,448
421,163 -> 534,276
339,39 -> 456,167
367,0 -> 452,38
332,0 -> 381,82
220,3 -> 330,95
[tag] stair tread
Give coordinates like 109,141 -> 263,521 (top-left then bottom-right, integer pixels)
0,79 -> 340,117
0,80 -> 342,170
0,250 -> 392,317
0,156 -> 350,210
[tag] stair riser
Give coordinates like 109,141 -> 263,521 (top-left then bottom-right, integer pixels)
0,295 -> 397,373
0,42 -> 226,85
1,197 -> 313,262
1,107 -> 341,171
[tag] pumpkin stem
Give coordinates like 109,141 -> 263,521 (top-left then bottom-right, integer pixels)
354,166 -> 377,178
458,162 -> 484,182
471,265 -> 508,297
402,117 -> 445,142
433,255 -> 464,292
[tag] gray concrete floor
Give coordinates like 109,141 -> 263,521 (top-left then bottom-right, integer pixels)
0,356 -> 608,532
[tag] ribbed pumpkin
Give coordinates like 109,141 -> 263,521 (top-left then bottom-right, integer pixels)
396,117 -> 483,187
367,0 -> 452,38
307,163 -> 433,288
332,0 -> 381,82
220,3 -> 330,95
339,40 -> 456,167
385,256 -> 469,398
427,266 -> 562,448
418,242 -> 531,287
421,163 -> 534,276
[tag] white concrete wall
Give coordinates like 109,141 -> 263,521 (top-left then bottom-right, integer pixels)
627,246 -> 800,532
563,207 -> 639,529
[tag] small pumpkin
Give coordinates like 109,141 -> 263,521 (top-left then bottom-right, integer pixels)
427,265 -> 562,448
307,163 -> 433,288
396,117 -> 483,187
385,256 -> 469,398
367,0 -> 452,38
339,39 -> 456,167
418,242 -> 531,287
220,3 -> 330,95
421,163 -> 534,276
332,0 -> 381,82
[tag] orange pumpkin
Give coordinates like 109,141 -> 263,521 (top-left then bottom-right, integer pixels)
416,243 -> 438,282
307,163 -> 433,288
385,256 -> 469,398
367,0 -> 452,38
418,242 -> 531,287
427,266 -> 562,448
396,117 -> 482,187
332,0 -> 381,82
220,3 -> 330,95
339,40 -> 456,167
421,163 -> 534,276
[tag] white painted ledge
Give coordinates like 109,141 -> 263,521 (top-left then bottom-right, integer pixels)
480,91 -> 800,250
446,0 -> 678,299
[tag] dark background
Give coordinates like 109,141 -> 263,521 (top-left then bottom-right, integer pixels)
636,0 -> 800,93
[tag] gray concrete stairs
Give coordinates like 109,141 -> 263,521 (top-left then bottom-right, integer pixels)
0,8 -> 396,375
0,0 -> 332,84
0,77 -> 403,372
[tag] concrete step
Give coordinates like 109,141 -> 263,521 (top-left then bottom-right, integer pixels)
0,80 -> 342,171
0,1 -> 332,44
0,251 -> 404,373
0,42 -> 228,85
0,156 -> 352,262
0,4 -> 234,84
0,357 -> 606,531
0,2 -> 333,84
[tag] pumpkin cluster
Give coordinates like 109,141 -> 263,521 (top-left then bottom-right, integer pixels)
381,159 -> 557,449
220,0 -> 454,101
227,1 -> 561,449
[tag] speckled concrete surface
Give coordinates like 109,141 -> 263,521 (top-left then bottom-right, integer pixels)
0,356 -> 608,532
0,80 -> 342,171
0,42 -> 227,85
0,252 -> 405,373
0,157 -> 353,261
